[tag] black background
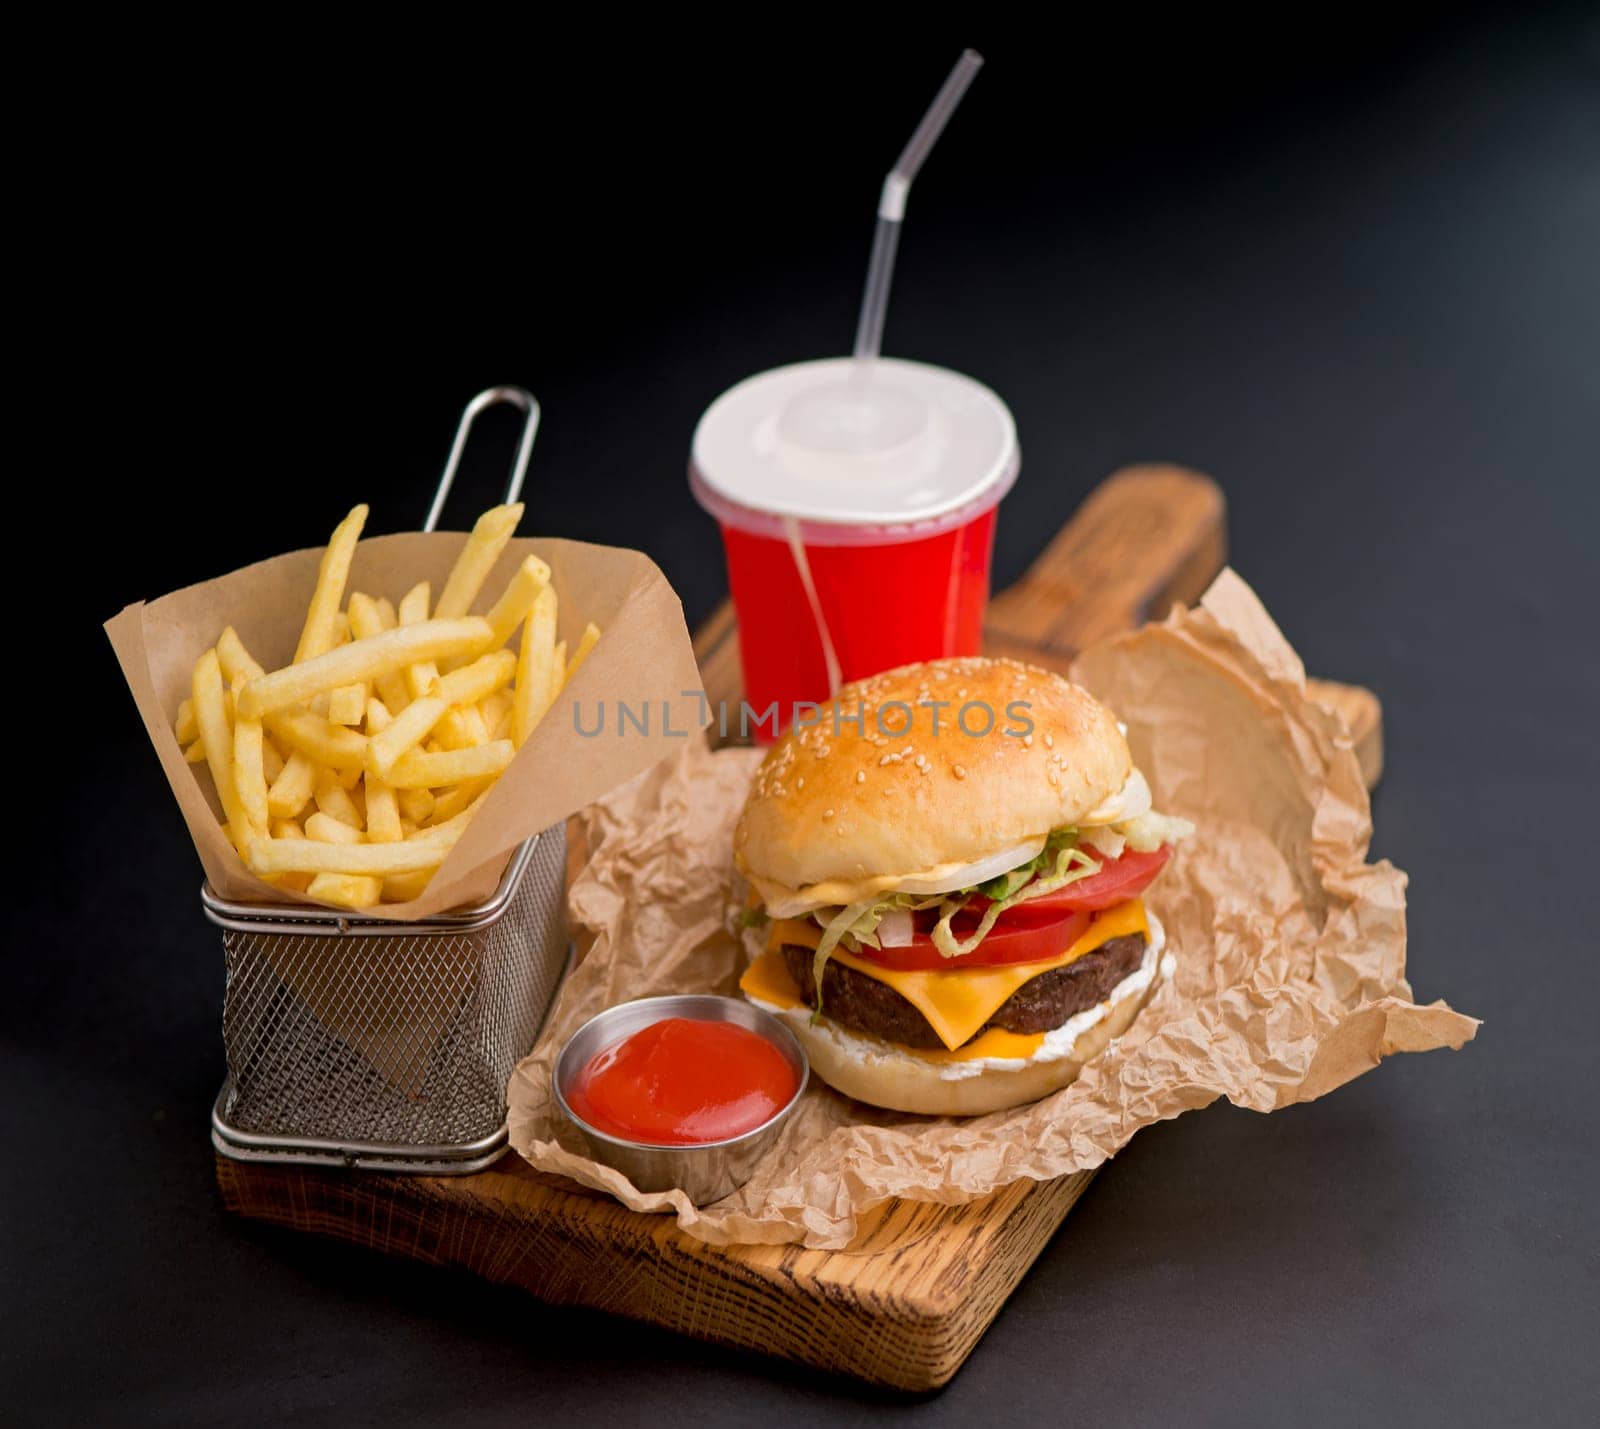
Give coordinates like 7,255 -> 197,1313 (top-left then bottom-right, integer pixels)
7,7 -> 1599,1424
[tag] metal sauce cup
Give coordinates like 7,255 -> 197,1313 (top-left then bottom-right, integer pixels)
553,994 -> 808,1206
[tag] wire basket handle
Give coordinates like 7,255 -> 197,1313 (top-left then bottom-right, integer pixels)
424,386 -> 541,532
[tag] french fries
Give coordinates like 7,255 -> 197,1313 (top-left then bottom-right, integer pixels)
514,585 -> 559,747
306,873 -> 382,910
248,825 -> 466,877
327,683 -> 367,726
177,502 -> 599,907
481,554 -> 552,653
397,787 -> 435,824
365,650 -> 516,776
384,740 -> 515,789
264,709 -> 368,770
236,618 -> 494,719
436,504 -> 523,619
193,649 -> 252,852
261,738 -> 286,785
294,505 -> 368,662
265,817 -> 314,893
267,751 -> 317,819
233,717 -> 270,838
217,626 -> 265,685
305,810 -> 363,844
568,622 -> 601,680
313,773 -> 363,829
364,772 -> 401,844
349,593 -> 410,713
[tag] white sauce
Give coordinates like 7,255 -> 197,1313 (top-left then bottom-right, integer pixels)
748,913 -> 1170,1082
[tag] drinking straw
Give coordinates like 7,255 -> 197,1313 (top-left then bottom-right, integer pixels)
851,48 -> 985,362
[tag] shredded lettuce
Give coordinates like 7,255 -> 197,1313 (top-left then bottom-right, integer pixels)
801,829 -> 1099,977
1118,809 -> 1194,852
975,827 -> 1078,900
809,899 -> 880,1019
1080,823 -> 1126,861
787,809 -> 1190,1005
806,891 -> 941,947
929,837 -> 1101,957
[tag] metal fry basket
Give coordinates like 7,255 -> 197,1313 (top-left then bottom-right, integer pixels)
208,387 -> 570,1174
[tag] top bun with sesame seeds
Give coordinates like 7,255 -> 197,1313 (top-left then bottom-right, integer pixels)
735,657 -> 1132,902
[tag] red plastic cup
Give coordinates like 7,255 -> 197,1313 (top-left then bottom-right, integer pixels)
691,358 -> 1018,739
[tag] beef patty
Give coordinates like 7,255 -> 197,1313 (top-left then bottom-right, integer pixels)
780,933 -> 1148,1051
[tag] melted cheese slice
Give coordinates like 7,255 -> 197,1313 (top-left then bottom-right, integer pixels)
757,898 -> 1149,1052
739,947 -> 806,1010
918,1026 -> 1046,1062
738,952 -> 1048,1063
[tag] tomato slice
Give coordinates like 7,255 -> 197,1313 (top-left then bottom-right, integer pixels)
845,845 -> 1173,972
849,907 -> 1092,971
994,844 -> 1172,915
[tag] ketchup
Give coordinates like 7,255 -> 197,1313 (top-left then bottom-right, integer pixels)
567,1017 -> 797,1145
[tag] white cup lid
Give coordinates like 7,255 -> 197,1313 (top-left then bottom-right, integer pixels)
690,357 -> 1018,538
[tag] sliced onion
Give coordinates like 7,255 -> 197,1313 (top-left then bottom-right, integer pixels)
877,909 -> 914,946
893,837 -> 1046,896
1080,768 -> 1152,826
1080,823 -> 1127,860
758,890 -> 828,920
750,837 -> 1047,918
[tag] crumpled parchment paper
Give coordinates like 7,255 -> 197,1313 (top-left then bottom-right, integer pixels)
508,570 -> 1478,1249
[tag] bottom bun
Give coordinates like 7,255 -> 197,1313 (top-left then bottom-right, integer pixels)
778,927 -> 1168,1117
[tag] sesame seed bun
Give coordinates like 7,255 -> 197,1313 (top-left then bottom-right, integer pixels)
736,657 -> 1131,894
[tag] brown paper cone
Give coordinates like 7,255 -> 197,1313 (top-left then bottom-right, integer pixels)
106,533 -> 706,917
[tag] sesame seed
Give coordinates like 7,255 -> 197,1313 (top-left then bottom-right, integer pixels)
797,777 -> 804,788
1045,733 -> 1054,748
1024,734 -> 1034,747
953,764 -> 967,779
823,808 -> 835,820
856,770 -> 865,783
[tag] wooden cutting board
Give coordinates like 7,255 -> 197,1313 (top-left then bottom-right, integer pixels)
214,464 -> 1382,1391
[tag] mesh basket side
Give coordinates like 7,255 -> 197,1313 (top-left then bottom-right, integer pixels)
220,827 -> 568,1149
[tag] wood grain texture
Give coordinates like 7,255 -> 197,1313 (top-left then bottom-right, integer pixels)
217,1152 -> 1095,1391
214,462 -> 1385,1391
984,464 -> 1227,658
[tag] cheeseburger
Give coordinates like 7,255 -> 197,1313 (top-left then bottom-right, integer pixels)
736,657 -> 1191,1115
